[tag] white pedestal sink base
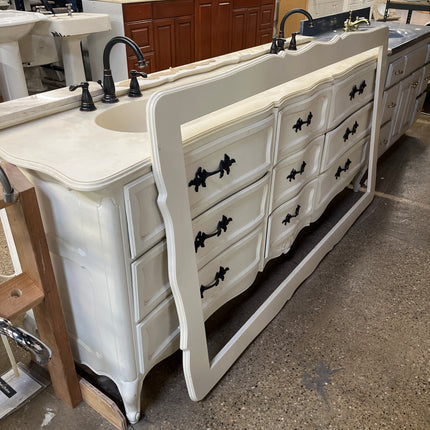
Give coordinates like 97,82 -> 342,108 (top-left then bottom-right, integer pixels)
60,36 -> 87,85
0,41 -> 28,101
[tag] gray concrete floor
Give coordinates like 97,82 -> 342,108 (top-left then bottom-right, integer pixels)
1,10 -> 429,428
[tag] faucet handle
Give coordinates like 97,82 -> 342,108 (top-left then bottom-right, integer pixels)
128,69 -> 147,98
69,82 -> 96,111
288,32 -> 299,51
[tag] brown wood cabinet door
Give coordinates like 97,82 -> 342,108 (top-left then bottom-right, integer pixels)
154,17 -> 175,71
175,15 -> 195,67
195,0 -> 232,61
124,20 -> 154,54
231,8 -> 246,52
244,6 -> 259,48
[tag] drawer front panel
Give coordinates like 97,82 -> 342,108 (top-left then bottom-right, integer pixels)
125,173 -> 164,259
419,63 -> 430,95
322,101 -> 373,172
276,86 -> 331,162
385,56 -> 406,88
266,180 -> 316,260
193,175 -> 269,269
271,135 -> 323,211
136,295 -> 179,374
200,226 -> 264,318
132,240 -> 170,323
405,44 -> 427,77
329,61 -> 376,127
378,120 -> 392,157
315,138 -> 368,213
381,82 -> 401,125
186,115 -> 275,218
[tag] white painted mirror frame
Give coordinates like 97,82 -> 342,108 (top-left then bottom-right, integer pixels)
147,27 -> 388,401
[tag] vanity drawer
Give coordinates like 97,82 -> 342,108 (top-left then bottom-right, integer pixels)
271,135 -> 323,211
315,137 -> 368,214
200,226 -> 265,318
124,172 -> 164,260
381,82 -> 401,125
321,101 -> 373,172
385,56 -> 406,88
136,295 -> 179,374
378,120 -> 392,157
193,175 -> 269,269
276,85 -> 331,163
131,240 -> 170,323
419,63 -> 430,95
185,115 -> 275,218
266,180 -> 316,260
329,60 -> 376,128
405,44 -> 427,77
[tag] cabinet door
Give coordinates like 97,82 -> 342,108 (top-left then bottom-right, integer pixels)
175,15 -> 195,67
154,18 -> 175,71
231,6 -> 260,51
195,0 -> 232,60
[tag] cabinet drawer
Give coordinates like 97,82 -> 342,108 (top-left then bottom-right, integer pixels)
124,173 -> 164,259
329,60 -> 376,128
132,241 -> 170,323
123,3 -> 152,22
266,180 -> 316,260
405,44 -> 427,77
381,81 -> 401,125
152,0 -> 194,18
321,101 -> 373,172
276,84 -> 331,163
419,63 -> 430,95
271,135 -> 323,211
136,295 -> 179,373
193,175 -> 269,269
413,92 -> 427,124
315,138 -> 368,213
200,226 -> 265,318
185,114 -> 275,218
385,56 -> 406,88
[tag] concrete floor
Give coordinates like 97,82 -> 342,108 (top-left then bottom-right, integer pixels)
1,12 -> 430,430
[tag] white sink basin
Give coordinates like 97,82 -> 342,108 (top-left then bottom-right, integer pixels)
95,101 -> 148,133
33,12 -> 110,38
0,10 -> 47,101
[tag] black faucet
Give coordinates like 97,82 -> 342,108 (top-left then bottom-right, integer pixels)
99,36 -> 146,103
270,8 -> 314,54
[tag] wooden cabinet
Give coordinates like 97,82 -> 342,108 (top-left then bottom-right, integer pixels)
123,0 -> 274,72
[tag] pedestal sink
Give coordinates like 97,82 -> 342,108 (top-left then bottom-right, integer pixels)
0,10 -> 47,101
33,13 -> 111,86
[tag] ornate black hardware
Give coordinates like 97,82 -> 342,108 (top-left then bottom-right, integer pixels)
200,266 -> 230,298
342,121 -> 359,142
349,80 -> 367,100
292,112 -> 313,132
286,161 -> 306,182
335,158 -> 352,179
194,215 -> 233,252
282,204 -> 301,225
188,154 -> 236,192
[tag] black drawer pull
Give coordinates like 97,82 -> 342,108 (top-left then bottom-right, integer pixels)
200,266 -> 229,298
349,80 -> 367,100
292,112 -> 313,132
282,204 -> 301,225
343,121 -> 359,142
335,158 -> 352,179
194,215 -> 232,252
286,161 -> 306,182
188,154 -> 236,192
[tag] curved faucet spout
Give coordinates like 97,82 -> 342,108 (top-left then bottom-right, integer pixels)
278,8 -> 314,39
100,36 -> 146,103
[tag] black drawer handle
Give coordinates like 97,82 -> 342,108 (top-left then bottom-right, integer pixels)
292,112 -> 313,132
335,158 -> 352,179
200,266 -> 229,298
349,80 -> 367,100
188,154 -> 236,192
343,121 -> 359,142
286,161 -> 306,182
282,204 -> 301,225
194,215 -> 232,253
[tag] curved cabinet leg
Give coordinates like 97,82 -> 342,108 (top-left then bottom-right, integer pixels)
118,377 -> 144,424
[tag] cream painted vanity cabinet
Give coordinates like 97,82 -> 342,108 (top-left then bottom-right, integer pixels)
379,37 -> 430,156
0,29 -> 387,423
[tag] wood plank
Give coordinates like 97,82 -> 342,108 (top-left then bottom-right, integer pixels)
2,162 -> 82,409
0,273 -> 44,320
79,378 -> 127,430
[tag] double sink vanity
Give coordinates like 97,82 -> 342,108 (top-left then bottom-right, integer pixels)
0,9 -> 429,424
